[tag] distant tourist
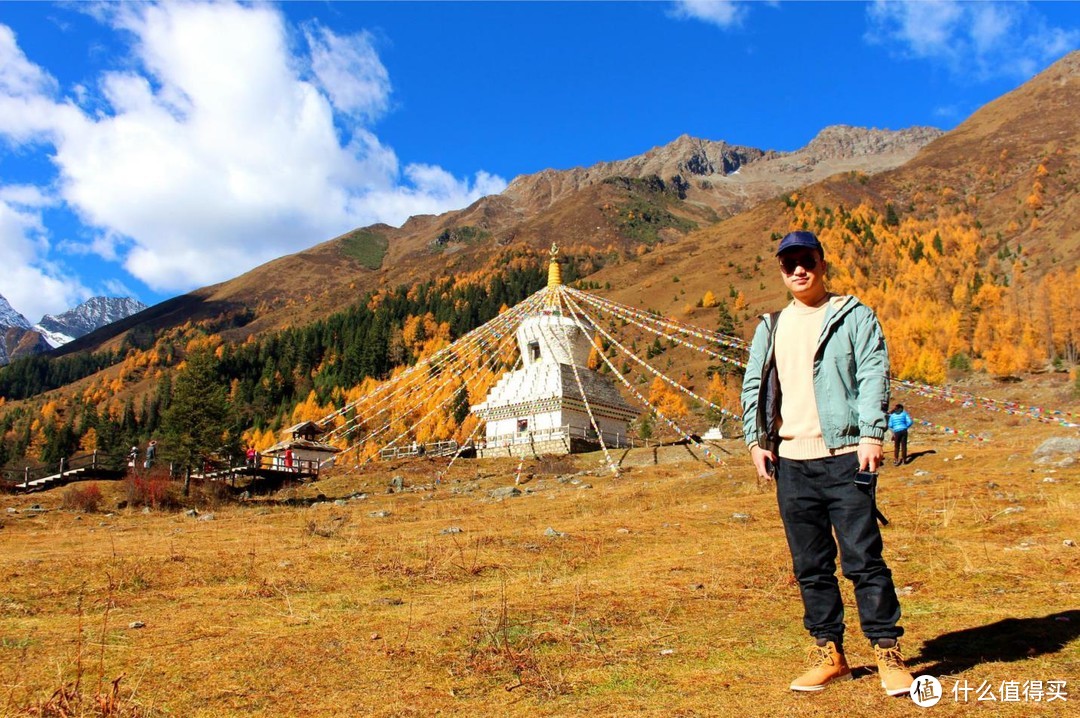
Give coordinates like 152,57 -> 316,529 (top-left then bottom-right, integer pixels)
246,447 -> 257,468
128,445 -> 138,468
144,440 -> 157,469
284,447 -> 294,471
887,404 -> 914,466
741,231 -> 914,696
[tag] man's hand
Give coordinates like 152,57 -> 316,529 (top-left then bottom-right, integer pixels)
750,444 -> 777,481
858,442 -> 883,472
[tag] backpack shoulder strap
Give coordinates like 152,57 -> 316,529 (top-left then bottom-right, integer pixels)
767,310 -> 782,343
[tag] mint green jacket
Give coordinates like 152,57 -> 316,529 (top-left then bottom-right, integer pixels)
741,295 -> 890,451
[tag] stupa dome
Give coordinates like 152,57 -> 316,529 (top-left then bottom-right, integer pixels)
515,312 -> 595,368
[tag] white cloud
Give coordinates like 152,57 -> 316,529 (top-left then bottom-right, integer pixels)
933,104 -> 961,120
669,1 -> 747,29
100,278 -> 138,299
0,1 -> 506,302
306,24 -> 392,122
0,24 -> 57,98
866,0 -> 1079,80
354,166 -> 509,227
0,190 -> 88,322
0,187 -> 49,265
0,184 -> 51,208
0,24 -> 80,146
57,230 -> 130,262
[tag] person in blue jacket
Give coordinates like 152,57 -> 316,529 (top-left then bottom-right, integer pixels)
888,404 -> 914,466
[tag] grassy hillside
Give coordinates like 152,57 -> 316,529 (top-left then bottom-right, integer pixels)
1,376 -> 1077,716
339,228 -> 390,270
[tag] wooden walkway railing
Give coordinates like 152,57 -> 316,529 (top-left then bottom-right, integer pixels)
379,439 -> 463,461
196,454 -> 325,481
1,451 -> 127,493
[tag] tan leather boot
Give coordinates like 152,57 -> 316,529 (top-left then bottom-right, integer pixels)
789,640 -> 852,692
874,639 -> 915,696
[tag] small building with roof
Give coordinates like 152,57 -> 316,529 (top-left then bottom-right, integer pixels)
264,421 -> 342,473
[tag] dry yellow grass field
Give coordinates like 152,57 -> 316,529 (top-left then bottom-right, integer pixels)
2,394 -> 1078,717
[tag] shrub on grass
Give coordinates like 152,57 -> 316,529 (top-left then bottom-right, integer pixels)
189,479 -> 233,509
62,483 -> 103,513
125,471 -> 180,511
536,455 -> 575,475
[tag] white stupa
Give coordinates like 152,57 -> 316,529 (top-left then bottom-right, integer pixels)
471,247 -> 638,457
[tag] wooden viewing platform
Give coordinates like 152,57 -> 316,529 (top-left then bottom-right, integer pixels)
197,454 -> 325,483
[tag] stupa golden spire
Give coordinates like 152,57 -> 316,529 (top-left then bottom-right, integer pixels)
544,243 -> 562,311
547,243 -> 562,288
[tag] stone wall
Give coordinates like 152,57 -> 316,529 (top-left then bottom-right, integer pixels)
477,435 -> 626,459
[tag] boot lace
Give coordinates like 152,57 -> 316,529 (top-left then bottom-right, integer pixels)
876,645 -> 906,672
805,644 -> 837,668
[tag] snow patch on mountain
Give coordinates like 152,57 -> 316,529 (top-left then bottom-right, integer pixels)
0,294 -> 32,332
34,297 -> 148,348
34,327 -> 76,349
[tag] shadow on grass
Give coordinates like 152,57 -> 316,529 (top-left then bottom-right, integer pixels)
912,610 -> 1080,676
904,449 -> 936,464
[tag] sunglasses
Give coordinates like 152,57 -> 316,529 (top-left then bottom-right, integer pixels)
779,253 -> 819,274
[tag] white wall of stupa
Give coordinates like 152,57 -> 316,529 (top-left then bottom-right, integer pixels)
471,298 -> 638,457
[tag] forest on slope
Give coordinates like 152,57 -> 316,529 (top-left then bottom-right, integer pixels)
0,249 -> 605,471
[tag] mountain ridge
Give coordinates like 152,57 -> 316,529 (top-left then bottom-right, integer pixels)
0,294 -> 32,332
0,294 -> 35,366
198,123 -> 946,336
502,124 -> 943,217
34,296 -> 149,349
0,295 -> 148,366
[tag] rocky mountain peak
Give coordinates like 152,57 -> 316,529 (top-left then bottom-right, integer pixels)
801,125 -> 945,162
35,296 -> 148,348
501,134 -> 769,210
0,294 -> 32,332
500,125 -> 941,220
648,134 -> 767,177
0,295 -> 38,366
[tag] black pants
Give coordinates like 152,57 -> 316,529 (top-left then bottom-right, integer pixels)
892,430 -> 908,462
776,452 -> 903,645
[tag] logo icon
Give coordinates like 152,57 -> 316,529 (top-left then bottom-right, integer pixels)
911,675 -> 942,707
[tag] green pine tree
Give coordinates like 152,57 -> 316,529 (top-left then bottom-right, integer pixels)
884,203 -> 900,227
162,349 -> 234,488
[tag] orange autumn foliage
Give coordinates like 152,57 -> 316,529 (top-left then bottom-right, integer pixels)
784,199 -> 1076,382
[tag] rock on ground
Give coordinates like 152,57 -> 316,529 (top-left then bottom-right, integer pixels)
1033,437 -> 1080,458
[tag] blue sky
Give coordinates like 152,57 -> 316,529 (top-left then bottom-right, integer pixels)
0,1 -> 1076,323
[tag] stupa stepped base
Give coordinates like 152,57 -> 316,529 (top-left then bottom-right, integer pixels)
477,434 -> 604,458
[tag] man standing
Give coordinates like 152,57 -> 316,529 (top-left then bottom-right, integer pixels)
741,231 -> 914,696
